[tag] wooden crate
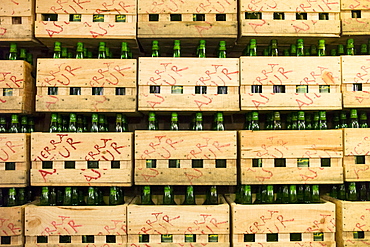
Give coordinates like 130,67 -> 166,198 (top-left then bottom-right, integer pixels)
0,61 -> 35,114
30,132 -> 133,186
127,194 -> 229,246
342,55 -> 370,108
0,0 -> 37,43
226,194 -> 336,247
239,0 -> 340,39
239,130 -> 343,184
134,130 -> 237,185
342,128 -> 370,182
341,0 -> 370,35
34,0 -> 137,48
137,0 -> 237,48
138,58 -> 239,112
240,56 -> 342,111
0,133 -> 29,187
0,205 -> 26,247
36,58 -> 136,112
323,195 -> 370,246
25,200 -> 129,247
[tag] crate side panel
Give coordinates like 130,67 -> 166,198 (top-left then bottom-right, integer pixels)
0,133 -> 29,162
139,0 -> 236,13
344,128 -> 370,156
342,56 -> 370,84
240,0 -> 340,12
341,0 -> 370,10
0,205 -> 24,236
1,0 -> 33,16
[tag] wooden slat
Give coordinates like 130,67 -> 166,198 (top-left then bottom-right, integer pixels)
128,235 -> 229,246
138,0 -> 237,14
0,170 -> 28,187
239,130 -> 343,159
0,133 -> 29,162
36,0 -> 136,14
31,132 -> 132,161
341,0 -> 370,10
35,21 -> 136,40
232,240 -> 335,247
343,91 -> 370,108
37,59 -> 136,87
0,61 -> 33,89
135,131 -> 237,160
25,204 -> 127,236
342,16 -> 370,35
344,128 -> 370,156
30,168 -> 132,186
342,56 -> 370,84
127,195 -> 229,235
226,195 -> 336,234
240,0 -> 340,12
25,236 -> 127,246
0,205 -> 25,236
139,58 -> 239,86
36,95 -> 136,112
0,0 -> 33,16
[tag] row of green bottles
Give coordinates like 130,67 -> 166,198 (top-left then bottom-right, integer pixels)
49,113 -> 128,133
331,182 -> 370,201
243,38 -> 368,56
140,185 -> 218,205
39,186 -> 124,206
5,43 -> 33,64
235,185 -> 320,204
53,41 -> 132,59
333,109 -> 368,128
0,114 -> 34,133
151,40 -> 227,58
0,187 -> 32,207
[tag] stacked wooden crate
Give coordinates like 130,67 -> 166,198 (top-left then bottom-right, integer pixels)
341,0 -> 370,35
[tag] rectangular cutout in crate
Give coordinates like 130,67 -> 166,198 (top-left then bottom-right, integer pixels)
324,195 -> 370,246
25,202 -> 128,247
127,194 -> 229,246
36,59 -> 136,112
0,61 -> 35,114
341,0 -> 370,35
240,56 -> 342,111
138,58 -> 239,111
0,205 -> 25,247
342,56 -> 370,108
239,0 -> 340,38
239,130 -> 343,184
343,128 -> 370,181
226,194 -> 336,247
135,130 -> 237,185
138,0 -> 237,40
0,0 -> 36,42
0,133 -> 29,187
34,0 -> 136,47
30,132 -> 133,186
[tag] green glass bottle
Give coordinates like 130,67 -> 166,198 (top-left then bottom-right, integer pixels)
204,186 -> 218,205
311,185 -> 320,203
69,187 -> 78,206
75,42 -> 84,59
296,39 -> 304,56
28,117 -> 35,133
350,109 -> 360,128
141,185 -> 154,205
109,186 -> 120,205
359,183 -> 367,201
53,42 -> 61,58
0,117 -> 7,133
115,113 -> 124,132
244,112 -> 251,130
76,115 -> 83,133
163,185 -> 175,205
172,40 -> 181,57
98,42 -> 106,59
330,49 -> 337,56
319,111 -> 328,130
275,186 -> 282,204
338,184 -> 346,200
215,112 -> 225,131
218,41 -> 227,58
86,186 -> 96,206
61,47 -> 68,58
297,111 -> 306,130
289,185 -> 298,203
347,182 -> 358,201
120,42 -> 129,59
290,44 -> 297,56
318,40 -> 326,56
306,113 -> 313,130
341,111 -> 348,128
249,39 -> 257,56
273,111 -> 282,130
250,111 -> 260,130
152,40 -> 159,57
297,185 -> 304,203
286,113 -> 292,130
330,185 -> 338,198
194,112 -> 203,131
283,49 -> 290,56
97,115 -> 105,132
170,112 -> 179,131
263,48 -> 269,56
19,49 -> 27,61
90,113 -> 99,132
7,188 -> 17,207
18,188 -> 26,205
240,185 -> 252,204
20,116 -> 28,133
8,43 -> 17,60
291,112 -> 298,130
49,187 -> 57,206
40,187 -> 49,206
337,44 -> 345,56
63,187 -> 72,206
360,112 -> 368,128
261,185 -> 267,204
270,39 -> 278,56
183,185 -> 196,205
8,114 -> 19,133
361,44 -> 368,55
198,40 -> 206,58
333,113 -> 340,129
346,39 -> 355,55
68,113 -> 77,132
148,112 -> 157,130
265,113 -> 273,130
310,44 -> 318,56
282,185 -> 290,204
304,48 -> 311,56
266,185 -> 274,204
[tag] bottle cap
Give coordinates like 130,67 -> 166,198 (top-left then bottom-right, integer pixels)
273,111 -> 281,120
252,111 -> 259,120
361,44 -> 368,53
350,109 -> 358,118
21,116 -> 27,124
318,39 -> 325,49
10,43 -> 17,53
319,111 -> 326,120
11,114 -> 19,123
196,112 -> 202,121
298,111 -> 305,120
70,113 -> 76,122
360,112 -> 367,120
92,113 -> 98,122
121,42 -> 128,51
98,42 -> 106,51
76,42 -> 83,52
